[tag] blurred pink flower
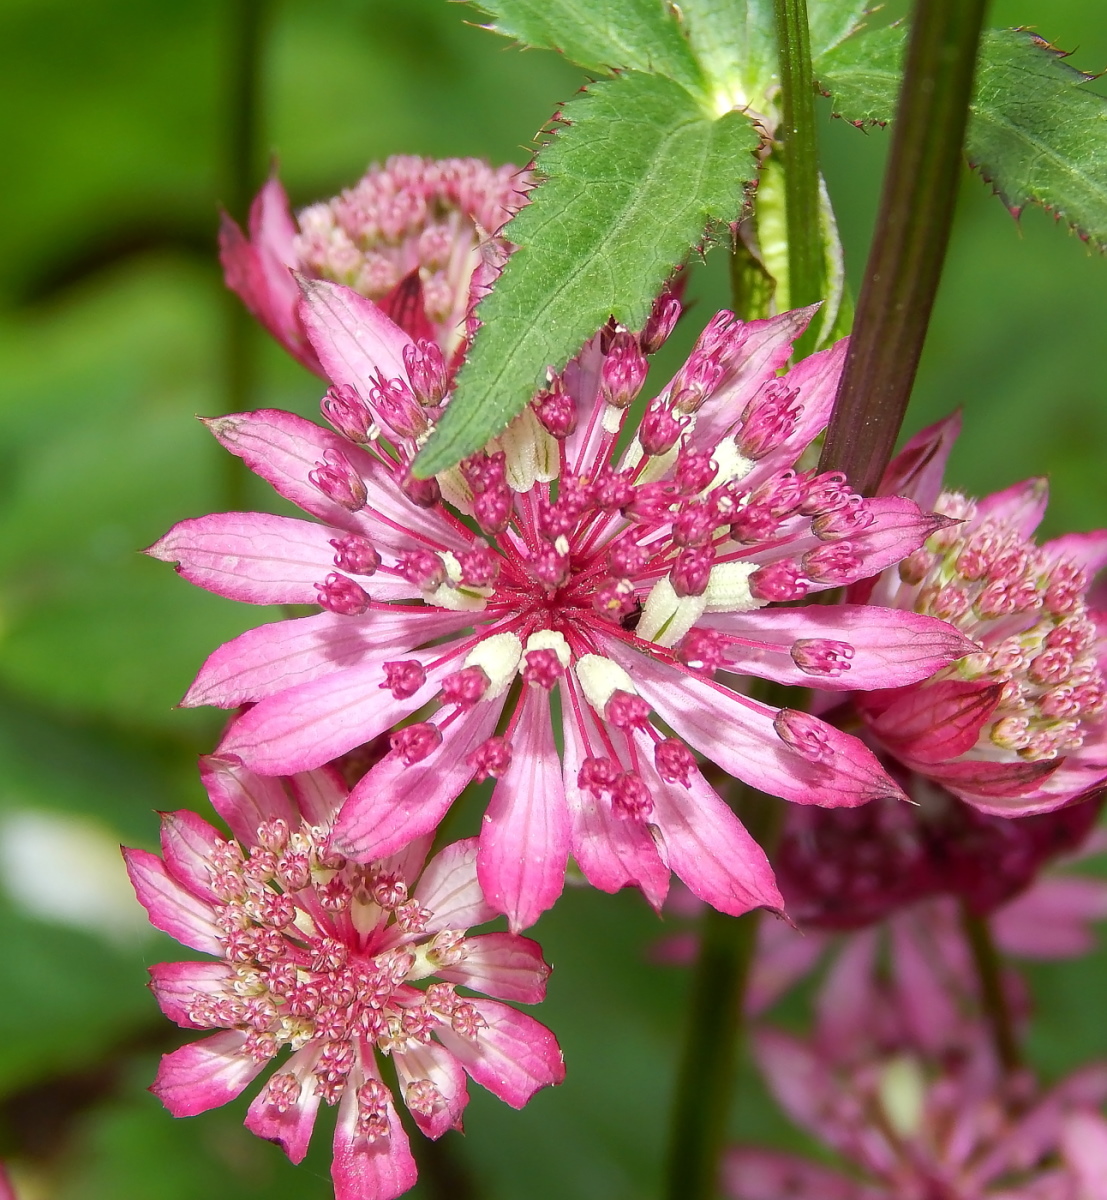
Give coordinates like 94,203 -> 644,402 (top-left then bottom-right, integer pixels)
124,757 -> 563,1200
220,156 -> 529,373
149,289 -> 970,930
854,413 -> 1107,816
726,888 -> 1107,1200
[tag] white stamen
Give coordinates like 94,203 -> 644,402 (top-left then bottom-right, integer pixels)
637,577 -> 708,647
495,406 -> 559,491
601,403 -> 624,435
428,549 -> 491,611
877,1055 -> 927,1139
704,561 -> 765,613
525,629 -> 571,669
576,653 -> 637,716
705,437 -> 755,488
465,632 -> 523,699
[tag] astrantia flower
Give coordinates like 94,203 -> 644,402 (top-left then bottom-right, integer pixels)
123,757 -> 562,1200
220,155 -> 528,373
726,912 -> 1107,1200
149,285 -> 972,930
856,413 -> 1107,815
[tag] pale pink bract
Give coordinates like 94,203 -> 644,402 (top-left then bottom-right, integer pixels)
149,284 -> 973,930
124,757 -> 563,1200
220,156 -> 529,373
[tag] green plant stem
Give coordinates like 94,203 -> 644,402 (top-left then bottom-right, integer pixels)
774,0 -> 823,358
663,788 -> 783,1200
818,0 -> 988,494
960,903 -> 1023,1073
221,0 -> 269,512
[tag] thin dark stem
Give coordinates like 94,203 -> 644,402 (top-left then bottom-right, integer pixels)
221,0 -> 269,511
960,903 -> 1023,1074
774,0 -> 823,358
818,0 -> 988,494
663,789 -> 783,1200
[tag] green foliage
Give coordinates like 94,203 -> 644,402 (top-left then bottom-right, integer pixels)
415,72 -> 761,475
816,25 -> 1107,249
465,0 -> 705,94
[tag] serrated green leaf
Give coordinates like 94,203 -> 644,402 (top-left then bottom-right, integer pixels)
465,0 -> 705,93
813,20 -> 903,125
970,30 -> 1107,250
816,27 -> 1107,249
674,0 -> 872,118
415,72 -> 761,475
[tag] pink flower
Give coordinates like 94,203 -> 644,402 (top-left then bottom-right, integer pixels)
855,413 -> 1107,815
123,756 -> 563,1200
149,288 -> 971,930
220,156 -> 529,374
725,902 -> 1107,1200
727,1041 -> 1107,1199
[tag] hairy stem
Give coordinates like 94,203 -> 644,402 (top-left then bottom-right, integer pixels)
663,789 -> 783,1200
221,0 -> 269,511
818,0 -> 988,494
774,0 -> 823,359
961,904 -> 1023,1073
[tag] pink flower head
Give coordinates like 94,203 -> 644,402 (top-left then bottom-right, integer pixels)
148,292 -> 972,931
220,156 -> 530,373
856,413 -> 1107,815
123,757 -> 563,1200
726,907 -> 1107,1200
728,1035 -> 1107,1199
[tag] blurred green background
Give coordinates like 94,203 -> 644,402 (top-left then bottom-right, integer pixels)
1,1 -> 1105,1197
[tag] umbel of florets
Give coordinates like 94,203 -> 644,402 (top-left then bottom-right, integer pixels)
149,277 -> 976,935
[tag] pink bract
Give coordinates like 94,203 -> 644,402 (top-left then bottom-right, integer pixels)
856,413 -> 1107,815
220,156 -> 529,373
149,286 -> 972,931
124,758 -> 563,1200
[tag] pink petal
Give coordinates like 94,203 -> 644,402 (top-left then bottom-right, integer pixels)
976,477 -> 1049,538
150,1030 -> 265,1117
604,640 -> 905,809
159,810 -> 224,902
812,928 -> 880,1051
993,876 -> 1107,959
690,307 -> 817,449
866,680 -> 1002,764
206,409 -> 470,555
1043,529 -> 1107,576
562,334 -> 606,476
148,512 -> 355,606
199,754 -> 298,843
148,961 -> 234,1028
436,1000 -> 564,1108
123,848 -> 221,954
332,1068 -> 417,1200
1062,1110 -> 1107,1199
184,608 -> 472,708
215,647 -> 449,775
219,178 -> 322,375
724,1147 -> 880,1200
632,727 -> 783,917
753,1029 -> 854,1153
741,337 -> 848,486
704,604 -> 975,691
244,1044 -> 324,1164
298,277 -> 413,395
392,1040 -> 468,1139
889,913 -> 967,1054
331,698 -> 506,861
287,765 -> 348,827
560,678 -> 670,909
926,757 -> 1063,811
879,411 -> 962,509
413,838 -> 496,933
478,689 -> 569,932
438,932 -> 552,1004
748,920 -> 828,1015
